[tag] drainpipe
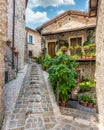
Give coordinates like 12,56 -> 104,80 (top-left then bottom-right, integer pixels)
12,0 -> 15,68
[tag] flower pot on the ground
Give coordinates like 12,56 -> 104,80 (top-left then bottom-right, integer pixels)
93,104 -> 97,109
79,101 -> 88,107
71,93 -> 78,100
88,103 -> 93,109
60,102 -> 66,107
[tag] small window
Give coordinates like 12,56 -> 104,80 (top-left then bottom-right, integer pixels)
29,51 -> 33,57
29,35 -> 33,44
70,37 -> 82,55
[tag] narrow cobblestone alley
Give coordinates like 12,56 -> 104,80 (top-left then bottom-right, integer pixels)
2,63 -> 99,130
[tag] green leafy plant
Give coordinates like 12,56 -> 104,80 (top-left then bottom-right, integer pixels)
69,46 -> 73,50
56,50 -> 63,56
79,93 -> 90,102
42,54 -> 52,69
80,79 -> 95,92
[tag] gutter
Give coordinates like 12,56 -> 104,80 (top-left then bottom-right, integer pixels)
12,0 -> 15,68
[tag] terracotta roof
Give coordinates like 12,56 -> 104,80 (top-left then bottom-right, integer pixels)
42,25 -> 96,36
36,10 -> 88,31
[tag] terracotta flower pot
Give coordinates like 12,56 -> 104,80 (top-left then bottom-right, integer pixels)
93,104 -> 97,109
88,103 -> 93,109
60,102 -> 66,107
15,51 -> 19,56
82,55 -> 86,59
6,40 -> 11,46
12,47 -> 16,51
79,101 -> 88,107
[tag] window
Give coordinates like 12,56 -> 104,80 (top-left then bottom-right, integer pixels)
70,37 -> 82,55
29,51 -> 33,57
29,35 -> 33,44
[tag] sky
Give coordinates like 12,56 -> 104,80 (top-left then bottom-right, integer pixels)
26,0 -> 89,29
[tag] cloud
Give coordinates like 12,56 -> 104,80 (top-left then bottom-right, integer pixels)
57,10 -> 65,15
28,0 -> 75,8
26,8 -> 50,24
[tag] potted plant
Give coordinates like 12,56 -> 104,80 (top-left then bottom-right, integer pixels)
12,47 -> 16,51
15,51 -> 19,56
93,99 -> 97,108
69,46 -> 73,51
61,46 -> 67,52
48,60 -> 78,107
57,85 -> 69,107
79,81 -> 91,92
91,52 -> 96,59
81,51 -> 86,59
89,43 -> 96,49
6,40 -> 11,46
83,45 -> 89,51
87,97 -> 94,109
79,94 -> 89,107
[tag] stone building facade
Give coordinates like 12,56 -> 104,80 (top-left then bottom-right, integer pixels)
0,0 -> 7,128
96,0 -> 104,129
5,0 -> 27,82
37,10 -> 96,79
26,27 -> 41,58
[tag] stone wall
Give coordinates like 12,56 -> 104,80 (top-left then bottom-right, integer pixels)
40,11 -> 96,34
0,0 -> 7,128
60,107 -> 98,123
7,0 -> 26,70
26,28 -> 41,57
44,30 -> 95,79
5,0 -> 26,82
96,0 -> 104,129
78,61 -> 95,79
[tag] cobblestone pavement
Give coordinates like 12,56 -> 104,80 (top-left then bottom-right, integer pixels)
2,64 -> 28,130
2,63 -> 99,130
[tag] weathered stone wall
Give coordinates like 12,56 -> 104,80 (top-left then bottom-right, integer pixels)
96,0 -> 104,129
44,30 -> 86,54
7,0 -> 26,70
27,29 -> 41,57
78,62 -> 95,79
41,11 -> 96,34
0,0 -> 7,128
44,30 -> 95,79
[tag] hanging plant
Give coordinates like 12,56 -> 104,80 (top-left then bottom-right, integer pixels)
60,46 -> 67,52
15,51 -> 19,56
12,47 -> 16,51
6,40 -> 11,46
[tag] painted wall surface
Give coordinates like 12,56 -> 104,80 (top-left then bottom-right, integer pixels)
27,29 -> 41,57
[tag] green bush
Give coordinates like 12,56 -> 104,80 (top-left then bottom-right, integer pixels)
42,54 -> 52,69
48,54 -> 78,103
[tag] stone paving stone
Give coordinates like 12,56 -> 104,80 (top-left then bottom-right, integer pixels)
2,63 -> 99,130
9,120 -> 18,129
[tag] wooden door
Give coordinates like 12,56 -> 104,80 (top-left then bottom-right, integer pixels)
48,42 -> 55,58
70,37 -> 82,55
